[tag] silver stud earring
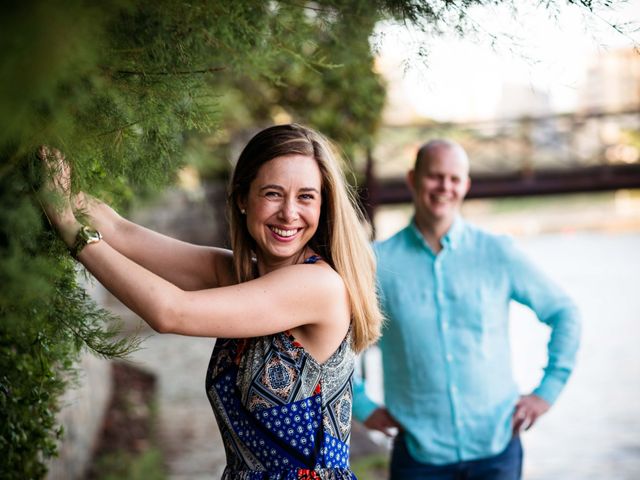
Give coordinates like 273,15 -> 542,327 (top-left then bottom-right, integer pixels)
240,208 -> 246,215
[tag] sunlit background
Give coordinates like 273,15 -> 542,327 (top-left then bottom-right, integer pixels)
361,2 -> 640,479
377,1 -> 639,122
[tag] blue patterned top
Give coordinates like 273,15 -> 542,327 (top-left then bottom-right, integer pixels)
206,257 -> 357,479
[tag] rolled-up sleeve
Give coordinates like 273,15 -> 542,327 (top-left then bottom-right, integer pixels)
501,237 -> 581,404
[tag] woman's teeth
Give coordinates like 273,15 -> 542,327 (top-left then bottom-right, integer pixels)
270,227 -> 298,237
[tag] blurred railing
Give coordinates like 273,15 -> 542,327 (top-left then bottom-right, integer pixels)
366,108 -> 640,206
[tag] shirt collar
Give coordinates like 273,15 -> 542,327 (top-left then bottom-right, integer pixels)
408,215 -> 465,251
442,216 -> 464,250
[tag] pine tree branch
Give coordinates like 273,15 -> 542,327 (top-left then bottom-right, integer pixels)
57,314 -> 142,359
0,153 -> 21,182
567,0 -> 640,53
277,1 -> 333,13
107,66 -> 226,76
95,121 -> 141,138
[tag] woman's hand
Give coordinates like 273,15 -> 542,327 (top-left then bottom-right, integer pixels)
37,146 -> 81,247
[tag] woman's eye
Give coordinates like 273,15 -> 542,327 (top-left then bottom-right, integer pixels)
299,194 -> 315,200
265,191 -> 280,198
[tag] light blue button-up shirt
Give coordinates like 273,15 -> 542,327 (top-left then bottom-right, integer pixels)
353,217 -> 580,465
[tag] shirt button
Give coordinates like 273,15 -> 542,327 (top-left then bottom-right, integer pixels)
442,322 -> 449,331
451,385 -> 458,393
446,354 -> 453,362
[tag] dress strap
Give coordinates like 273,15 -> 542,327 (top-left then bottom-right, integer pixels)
303,254 -> 322,264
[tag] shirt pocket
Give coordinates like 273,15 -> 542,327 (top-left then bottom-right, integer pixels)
446,281 -> 503,333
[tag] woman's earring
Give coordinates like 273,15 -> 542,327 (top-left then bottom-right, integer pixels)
240,208 -> 246,215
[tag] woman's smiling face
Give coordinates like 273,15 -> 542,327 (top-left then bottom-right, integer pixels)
241,154 -> 322,273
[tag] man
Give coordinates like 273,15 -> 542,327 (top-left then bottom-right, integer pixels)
353,140 -> 580,479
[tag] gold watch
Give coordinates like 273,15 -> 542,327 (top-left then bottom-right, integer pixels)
71,225 -> 102,258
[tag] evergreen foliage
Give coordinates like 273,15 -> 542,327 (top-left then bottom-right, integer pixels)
0,0 -> 615,478
1,1 -> 389,476
207,1 -> 386,168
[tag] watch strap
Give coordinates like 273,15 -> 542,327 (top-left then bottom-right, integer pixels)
70,225 -> 102,258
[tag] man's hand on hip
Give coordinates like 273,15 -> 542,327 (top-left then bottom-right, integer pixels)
364,407 -> 402,437
512,394 -> 551,434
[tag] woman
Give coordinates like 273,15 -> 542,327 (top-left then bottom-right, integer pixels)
40,123 -> 382,479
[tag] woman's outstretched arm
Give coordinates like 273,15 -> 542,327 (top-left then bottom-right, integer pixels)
39,147 -> 350,361
40,147 -> 234,290
76,193 -> 233,290
51,217 -> 350,361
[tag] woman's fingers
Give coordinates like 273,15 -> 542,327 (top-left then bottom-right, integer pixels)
36,146 -> 79,242
38,145 -> 71,194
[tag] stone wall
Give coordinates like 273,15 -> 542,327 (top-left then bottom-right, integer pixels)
45,354 -> 113,480
131,182 -> 229,246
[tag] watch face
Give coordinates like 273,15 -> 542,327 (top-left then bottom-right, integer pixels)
71,225 -> 102,258
81,226 -> 102,243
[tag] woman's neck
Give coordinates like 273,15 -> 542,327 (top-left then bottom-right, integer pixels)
256,246 -> 312,276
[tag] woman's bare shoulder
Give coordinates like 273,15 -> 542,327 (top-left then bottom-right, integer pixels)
263,260 -> 347,304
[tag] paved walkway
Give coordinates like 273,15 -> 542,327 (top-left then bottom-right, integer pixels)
105,295 -> 227,479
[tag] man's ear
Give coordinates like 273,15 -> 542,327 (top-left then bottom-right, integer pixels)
406,169 -> 416,194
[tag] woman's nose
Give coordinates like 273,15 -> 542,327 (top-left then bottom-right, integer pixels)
279,199 -> 299,222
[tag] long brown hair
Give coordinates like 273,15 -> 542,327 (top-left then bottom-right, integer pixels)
227,124 -> 382,352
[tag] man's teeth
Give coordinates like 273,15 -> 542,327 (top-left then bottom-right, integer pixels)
434,195 -> 448,202
271,227 -> 298,237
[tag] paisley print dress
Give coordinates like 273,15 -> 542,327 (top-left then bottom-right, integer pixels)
205,258 -> 357,480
